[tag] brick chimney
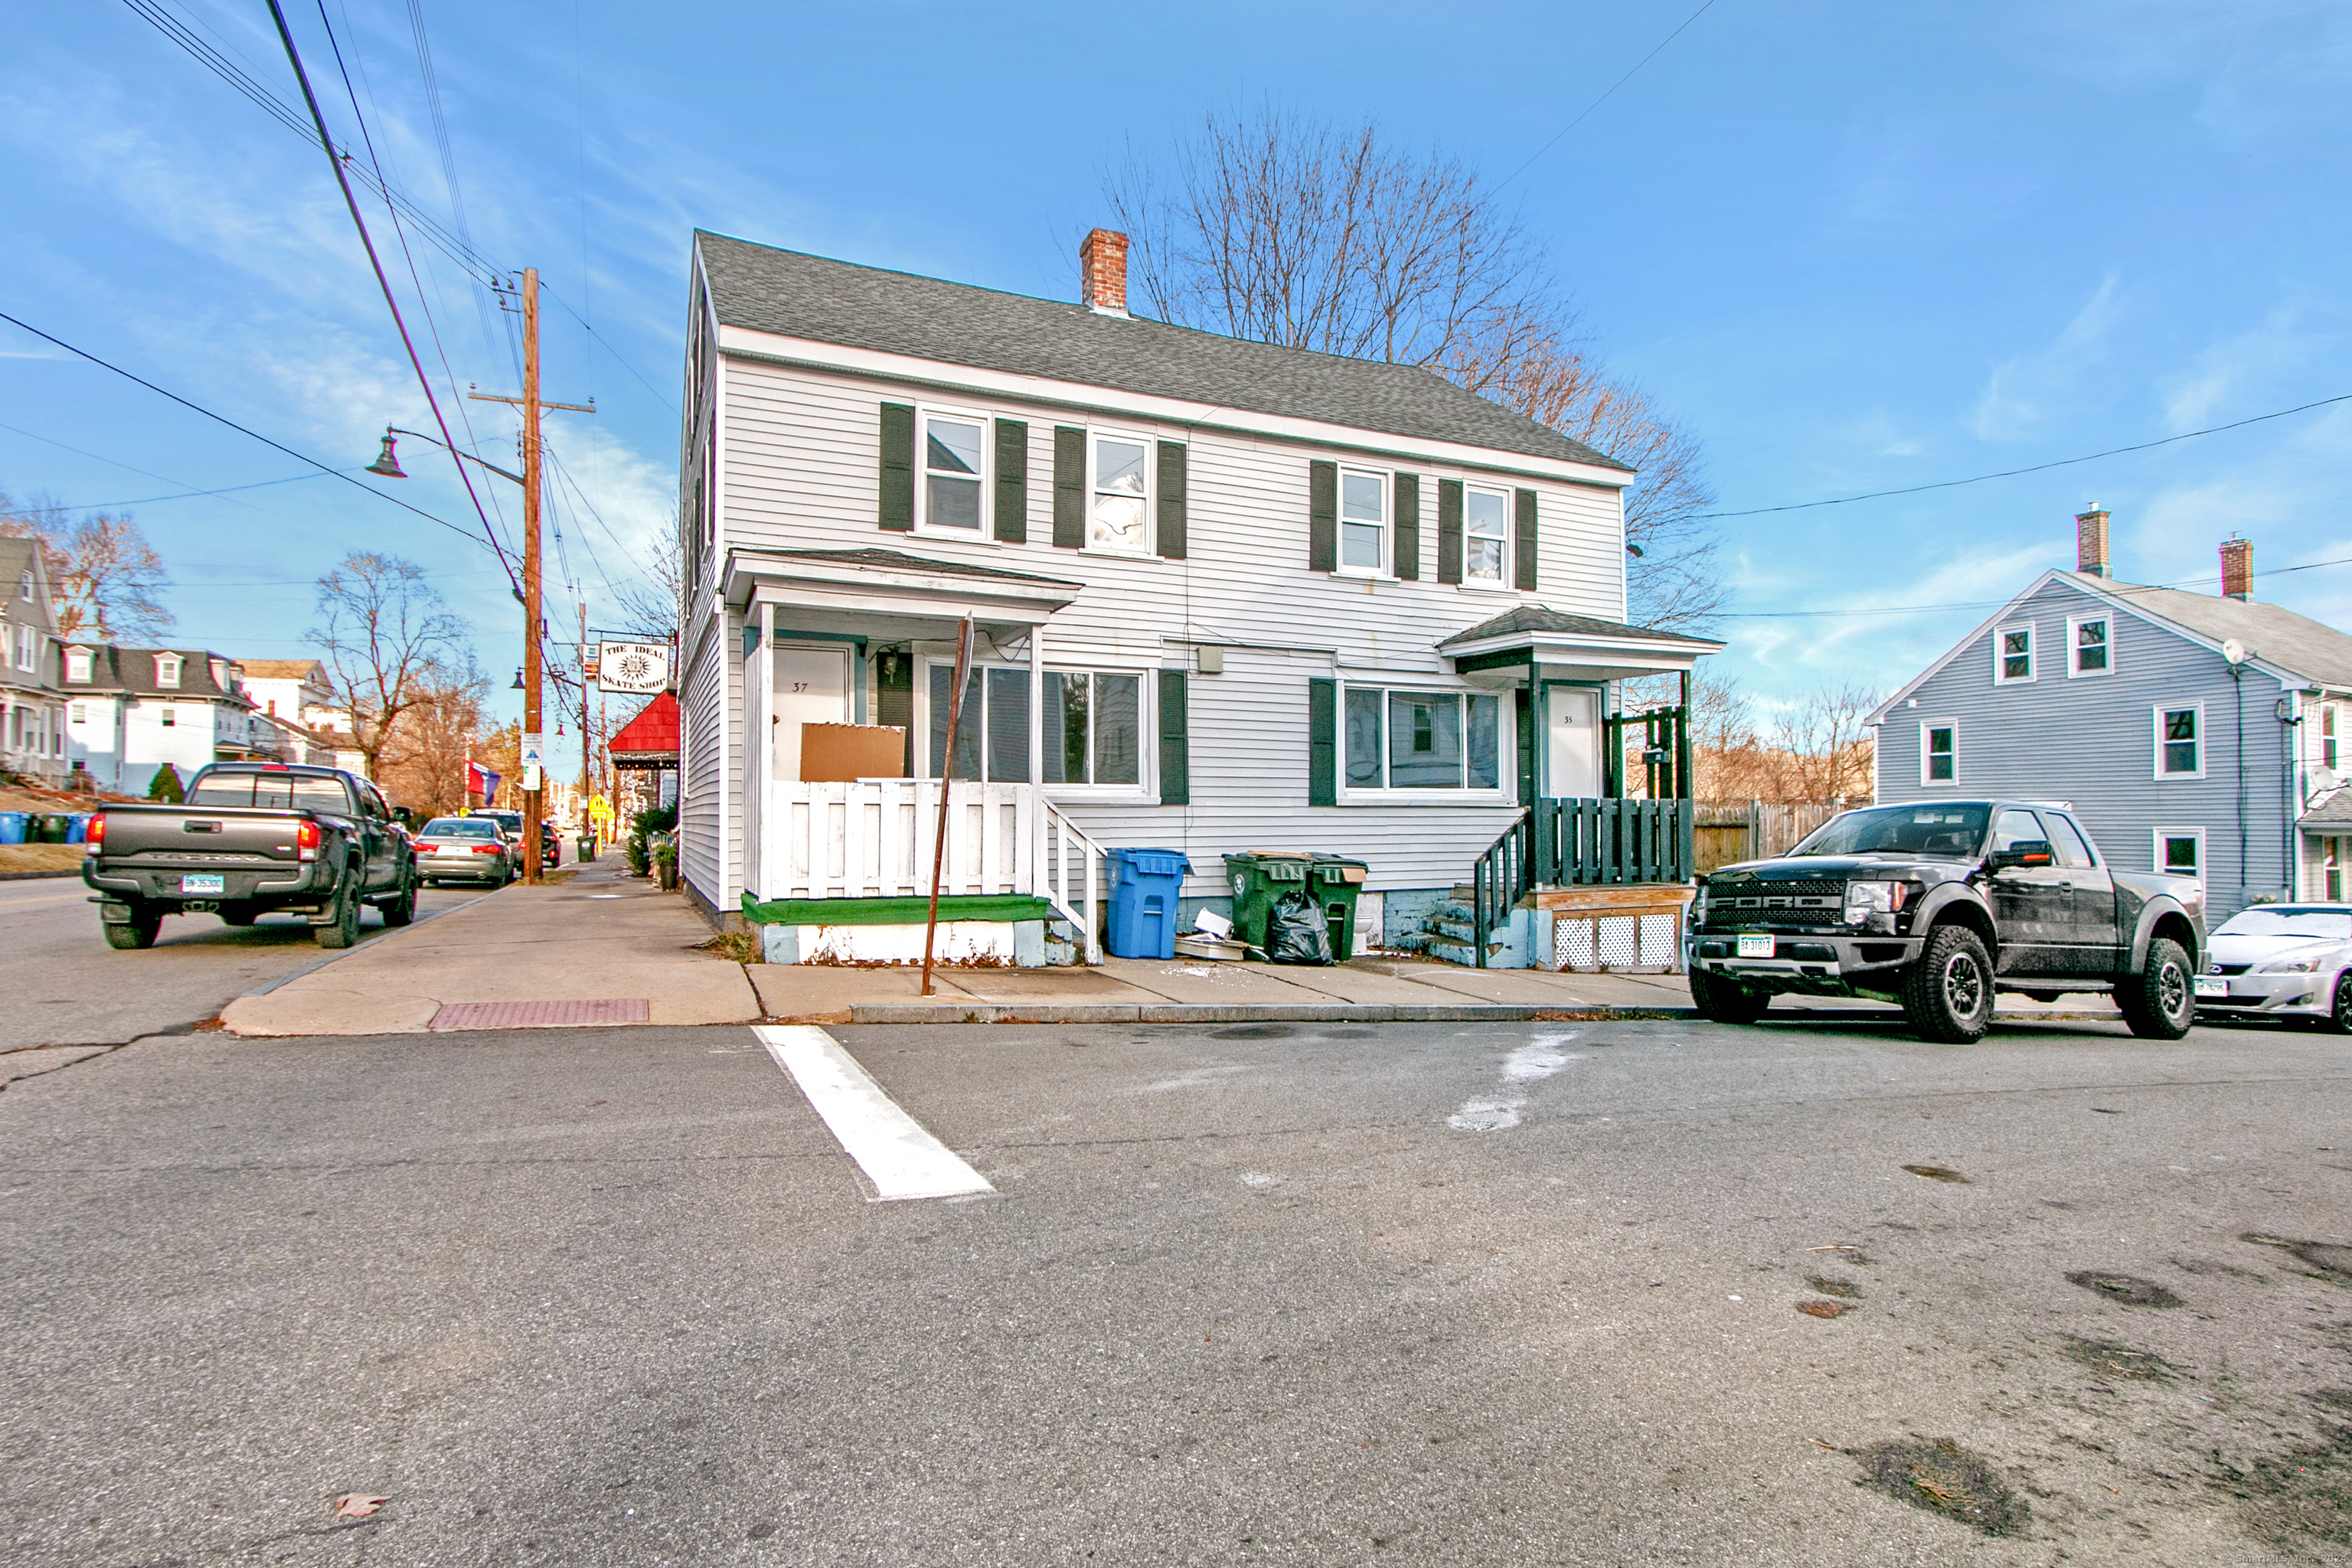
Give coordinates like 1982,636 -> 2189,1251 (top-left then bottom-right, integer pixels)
1080,228 -> 1129,317
2074,504 -> 2112,578
2220,534 -> 2254,601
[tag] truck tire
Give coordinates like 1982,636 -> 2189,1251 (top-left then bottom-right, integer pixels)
103,901 -> 162,950
1902,924 -> 1994,1043
377,870 -> 417,928
1689,967 -> 1769,1025
315,874 -> 361,949
2116,936 -> 2195,1040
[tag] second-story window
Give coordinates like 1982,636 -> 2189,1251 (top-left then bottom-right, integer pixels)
161,707 -> 176,728
2071,616 -> 2109,675
1089,436 -> 1148,554
1340,469 -> 1385,573
922,414 -> 985,533
13,625 -> 32,672
1922,724 -> 1956,782
17,569 -> 30,600
2156,705 -> 2200,778
1465,488 -> 1510,583
2325,704 -> 2339,771
1994,624 -> 2033,683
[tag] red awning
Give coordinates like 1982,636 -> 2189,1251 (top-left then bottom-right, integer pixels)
609,691 -> 679,770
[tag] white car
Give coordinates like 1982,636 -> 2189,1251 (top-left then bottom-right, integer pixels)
2196,904 -> 2352,1030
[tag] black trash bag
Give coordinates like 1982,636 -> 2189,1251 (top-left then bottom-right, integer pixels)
1266,890 -> 1334,965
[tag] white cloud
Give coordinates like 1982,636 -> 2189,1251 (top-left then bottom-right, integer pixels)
1971,275 -> 2127,441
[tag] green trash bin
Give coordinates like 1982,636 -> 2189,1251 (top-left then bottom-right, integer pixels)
1223,852 -> 1368,960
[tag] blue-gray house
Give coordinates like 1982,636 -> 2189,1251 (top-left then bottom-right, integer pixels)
1870,510 -> 2352,922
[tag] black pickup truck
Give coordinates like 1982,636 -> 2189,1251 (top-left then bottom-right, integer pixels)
1686,799 -> 2206,1042
82,763 -> 418,951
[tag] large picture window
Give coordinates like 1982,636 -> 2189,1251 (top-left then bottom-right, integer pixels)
1343,686 -> 1502,793
922,413 -> 985,533
926,665 -> 1143,789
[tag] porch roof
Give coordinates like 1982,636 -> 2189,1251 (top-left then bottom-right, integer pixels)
1439,605 -> 1723,682
610,691 -> 680,769
723,546 -> 1083,642
2301,785 -> 2352,828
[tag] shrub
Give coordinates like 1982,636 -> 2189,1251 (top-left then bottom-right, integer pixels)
147,764 -> 185,803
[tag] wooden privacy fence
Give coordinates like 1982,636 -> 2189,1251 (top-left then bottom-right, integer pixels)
1693,800 -> 1849,873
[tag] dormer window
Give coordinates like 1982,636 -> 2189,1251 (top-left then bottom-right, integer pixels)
66,646 -> 91,683
156,654 -> 183,689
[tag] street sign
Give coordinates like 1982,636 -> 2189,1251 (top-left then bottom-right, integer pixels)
597,641 -> 668,694
522,732 -> 544,792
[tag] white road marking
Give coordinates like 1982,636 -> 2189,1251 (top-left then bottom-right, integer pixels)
753,1024 -> 994,1201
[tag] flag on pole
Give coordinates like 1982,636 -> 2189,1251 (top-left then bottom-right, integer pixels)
467,760 -> 500,799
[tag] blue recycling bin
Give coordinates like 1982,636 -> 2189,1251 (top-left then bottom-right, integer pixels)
0,812 -> 24,844
65,814 -> 92,844
1105,848 -> 1192,959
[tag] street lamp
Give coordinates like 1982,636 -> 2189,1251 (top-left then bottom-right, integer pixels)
364,426 -> 524,486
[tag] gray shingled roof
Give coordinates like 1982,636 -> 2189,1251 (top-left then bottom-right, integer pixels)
1439,603 -> 1724,650
764,546 -> 1081,586
60,646 -> 247,701
2301,787 -> 2352,827
696,232 -> 1632,473
2064,572 -> 2352,688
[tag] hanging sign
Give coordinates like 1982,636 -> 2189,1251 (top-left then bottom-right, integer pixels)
521,732 -> 544,792
597,642 -> 668,694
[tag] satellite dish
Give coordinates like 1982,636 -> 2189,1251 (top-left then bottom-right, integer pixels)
2222,639 -> 2246,666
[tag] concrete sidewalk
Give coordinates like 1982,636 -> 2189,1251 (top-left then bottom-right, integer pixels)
217,852 -> 2126,1035
219,854 -> 761,1037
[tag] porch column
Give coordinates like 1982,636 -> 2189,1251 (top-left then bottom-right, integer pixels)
1029,622 -> 1045,891
750,600 -> 774,902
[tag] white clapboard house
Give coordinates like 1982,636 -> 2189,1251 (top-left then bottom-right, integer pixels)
676,227 -> 1719,965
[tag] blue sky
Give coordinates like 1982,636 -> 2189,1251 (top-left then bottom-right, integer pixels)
4,0 -> 2349,762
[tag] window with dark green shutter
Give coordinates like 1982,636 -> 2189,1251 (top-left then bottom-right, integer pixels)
1514,488 -> 1538,590
1308,678 -> 1337,805
1436,479 -> 1464,583
1155,442 -> 1187,560
1308,461 -> 1338,571
993,420 -> 1027,543
1393,473 -> 1420,580
1052,426 -> 1086,548
1158,669 -> 1188,804
878,403 -> 915,531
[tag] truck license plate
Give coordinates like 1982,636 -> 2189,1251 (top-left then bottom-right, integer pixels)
2194,975 -> 2226,998
179,874 -> 226,893
1736,934 -> 1775,959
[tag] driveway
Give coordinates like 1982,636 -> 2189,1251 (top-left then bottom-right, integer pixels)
2,1013 -> 2345,1565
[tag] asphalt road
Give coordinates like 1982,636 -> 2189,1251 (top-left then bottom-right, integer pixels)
0,873 -> 492,1051
3,1010 -> 2346,1566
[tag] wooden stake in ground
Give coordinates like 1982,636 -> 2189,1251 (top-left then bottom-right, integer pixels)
921,616 -> 975,997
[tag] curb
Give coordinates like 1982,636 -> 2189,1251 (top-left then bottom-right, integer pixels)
1,867 -> 80,881
839,1001 -> 1700,1025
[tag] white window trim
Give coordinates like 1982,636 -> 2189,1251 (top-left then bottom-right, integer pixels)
66,646 -> 91,683
1992,622 -> 2035,684
914,656 -> 1158,802
2066,614 -> 2112,679
1336,682 -> 1515,805
1082,427 -> 1161,560
1919,720 -> 1958,786
2154,702 -> 2205,780
2153,825 -> 2206,884
1334,463 -> 1393,580
156,655 -> 183,689
1459,482 -> 1514,591
912,403 -> 992,541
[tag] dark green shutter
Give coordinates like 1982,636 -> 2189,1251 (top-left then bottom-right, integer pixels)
994,420 -> 1027,543
1155,441 -> 1187,560
1515,687 -> 1535,805
879,403 -> 915,531
1308,460 -> 1338,571
1308,678 -> 1337,806
1514,488 -> 1539,590
1158,668 -> 1189,805
1393,473 -> 1421,580
1052,426 -> 1086,548
876,647 -> 915,776
1437,479 -> 1464,583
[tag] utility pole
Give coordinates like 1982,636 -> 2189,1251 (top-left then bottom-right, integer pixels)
471,267 -> 590,882
579,604 -> 593,854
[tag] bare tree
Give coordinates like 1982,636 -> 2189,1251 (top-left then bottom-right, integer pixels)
376,660 -> 489,818
1767,683 -> 1881,803
0,493 -> 174,640
610,541 -> 681,645
308,553 -> 472,780
1106,109 -> 1718,631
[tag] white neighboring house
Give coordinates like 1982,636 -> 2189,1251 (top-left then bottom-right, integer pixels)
237,658 -> 370,773
0,537 -> 67,784
675,227 -> 1719,963
60,646 -> 273,793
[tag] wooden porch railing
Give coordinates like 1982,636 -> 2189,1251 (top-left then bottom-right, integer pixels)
1469,798 -> 1697,968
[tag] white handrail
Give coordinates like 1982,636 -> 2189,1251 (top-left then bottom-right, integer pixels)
1037,799 -> 1103,965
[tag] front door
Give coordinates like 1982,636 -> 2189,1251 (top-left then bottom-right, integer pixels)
773,645 -> 852,783
1546,686 -> 1601,799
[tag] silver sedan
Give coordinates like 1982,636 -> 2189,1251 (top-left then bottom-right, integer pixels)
413,817 -> 516,888
2196,903 -> 2352,1030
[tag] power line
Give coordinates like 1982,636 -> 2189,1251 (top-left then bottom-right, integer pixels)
0,309 -> 500,556
31,472 -> 340,511
1496,0 -> 1722,190
1720,548 -> 2352,619
1702,390 -> 2352,519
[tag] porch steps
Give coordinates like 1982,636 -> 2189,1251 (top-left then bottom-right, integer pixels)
1394,900 -> 1482,967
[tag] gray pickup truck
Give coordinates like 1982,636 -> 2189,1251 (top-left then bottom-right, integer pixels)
1687,799 -> 2206,1043
82,763 -> 418,950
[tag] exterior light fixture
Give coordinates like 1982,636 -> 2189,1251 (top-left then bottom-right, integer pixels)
364,432 -> 407,479
512,669 -> 525,690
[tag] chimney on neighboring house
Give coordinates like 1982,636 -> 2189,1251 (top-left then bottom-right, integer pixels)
2074,504 -> 2112,578
2220,534 -> 2254,601
1080,228 -> 1129,317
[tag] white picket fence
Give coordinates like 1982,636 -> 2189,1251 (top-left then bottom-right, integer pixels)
761,779 -> 1102,961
